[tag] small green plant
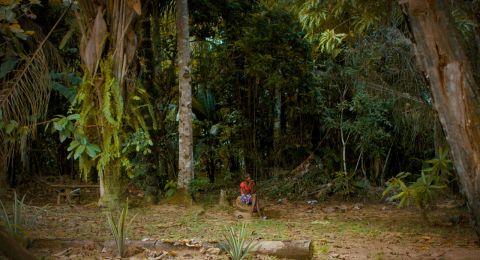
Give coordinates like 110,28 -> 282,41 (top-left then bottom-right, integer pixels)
383,148 -> 453,221
220,224 -> 254,260
317,244 -> 330,254
106,201 -> 135,257
0,192 -> 28,245
164,180 -> 177,198
332,171 -> 368,196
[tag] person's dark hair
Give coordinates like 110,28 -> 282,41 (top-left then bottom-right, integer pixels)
244,174 -> 251,179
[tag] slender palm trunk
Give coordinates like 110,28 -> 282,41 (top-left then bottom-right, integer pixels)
273,84 -> 281,167
98,163 -> 126,208
405,0 -> 480,238
176,0 -> 193,190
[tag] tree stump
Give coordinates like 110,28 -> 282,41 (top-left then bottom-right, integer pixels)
219,189 -> 229,207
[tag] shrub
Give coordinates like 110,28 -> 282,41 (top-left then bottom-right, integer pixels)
383,148 -> 453,221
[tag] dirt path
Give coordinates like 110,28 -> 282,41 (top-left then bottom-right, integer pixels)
17,194 -> 480,259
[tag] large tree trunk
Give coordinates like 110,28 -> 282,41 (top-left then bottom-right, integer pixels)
0,225 -> 36,260
404,0 -> 480,238
176,0 -> 193,190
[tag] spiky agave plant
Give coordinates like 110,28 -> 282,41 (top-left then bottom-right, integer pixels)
0,192 -> 28,244
220,224 -> 254,260
106,201 -> 135,257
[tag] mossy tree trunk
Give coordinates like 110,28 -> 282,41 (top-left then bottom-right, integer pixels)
98,163 -> 127,208
76,0 -> 142,208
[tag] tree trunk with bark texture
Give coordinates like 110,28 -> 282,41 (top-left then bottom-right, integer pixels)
176,0 -> 193,190
98,163 -> 126,208
273,84 -> 282,167
0,225 -> 36,260
404,0 -> 480,238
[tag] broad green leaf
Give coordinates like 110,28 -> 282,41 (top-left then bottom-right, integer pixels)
85,144 -> 98,158
67,140 -> 79,151
74,145 -> 85,159
60,133 -> 68,142
67,114 -> 80,120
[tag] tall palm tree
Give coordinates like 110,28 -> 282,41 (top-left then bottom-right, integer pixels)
75,0 -> 142,207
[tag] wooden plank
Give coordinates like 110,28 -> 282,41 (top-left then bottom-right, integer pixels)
47,184 -> 99,188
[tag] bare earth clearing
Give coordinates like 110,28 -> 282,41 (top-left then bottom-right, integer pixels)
3,185 -> 480,260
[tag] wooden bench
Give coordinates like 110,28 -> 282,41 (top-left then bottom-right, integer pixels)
36,178 -> 99,204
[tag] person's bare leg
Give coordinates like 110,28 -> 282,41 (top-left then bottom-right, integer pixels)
255,196 -> 264,218
250,195 -> 256,215
256,200 -> 262,217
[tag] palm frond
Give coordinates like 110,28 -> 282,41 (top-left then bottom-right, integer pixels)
0,47 -> 51,172
0,4 -> 71,176
0,47 -> 51,129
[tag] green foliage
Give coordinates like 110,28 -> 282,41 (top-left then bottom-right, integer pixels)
451,8 -> 478,38
50,72 -> 82,104
50,114 -> 102,162
193,2 -> 314,177
382,171 -> 413,208
318,29 -> 346,55
333,171 -> 354,196
423,147 -> 453,184
52,114 -> 78,142
383,149 -> 453,217
298,0 -> 397,55
0,192 -> 28,245
106,202 -> 135,257
164,180 -> 177,198
122,130 -> 153,155
0,0 -> 39,41
66,56 -> 155,184
269,181 -> 295,198
220,224 -> 254,260
67,134 -> 101,160
190,176 -> 210,192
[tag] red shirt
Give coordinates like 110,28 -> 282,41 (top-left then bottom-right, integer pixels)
240,181 -> 254,194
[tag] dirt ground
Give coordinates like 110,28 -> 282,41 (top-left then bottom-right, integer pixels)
2,185 -> 480,260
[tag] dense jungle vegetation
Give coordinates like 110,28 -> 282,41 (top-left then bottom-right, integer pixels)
1,0 -> 480,258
